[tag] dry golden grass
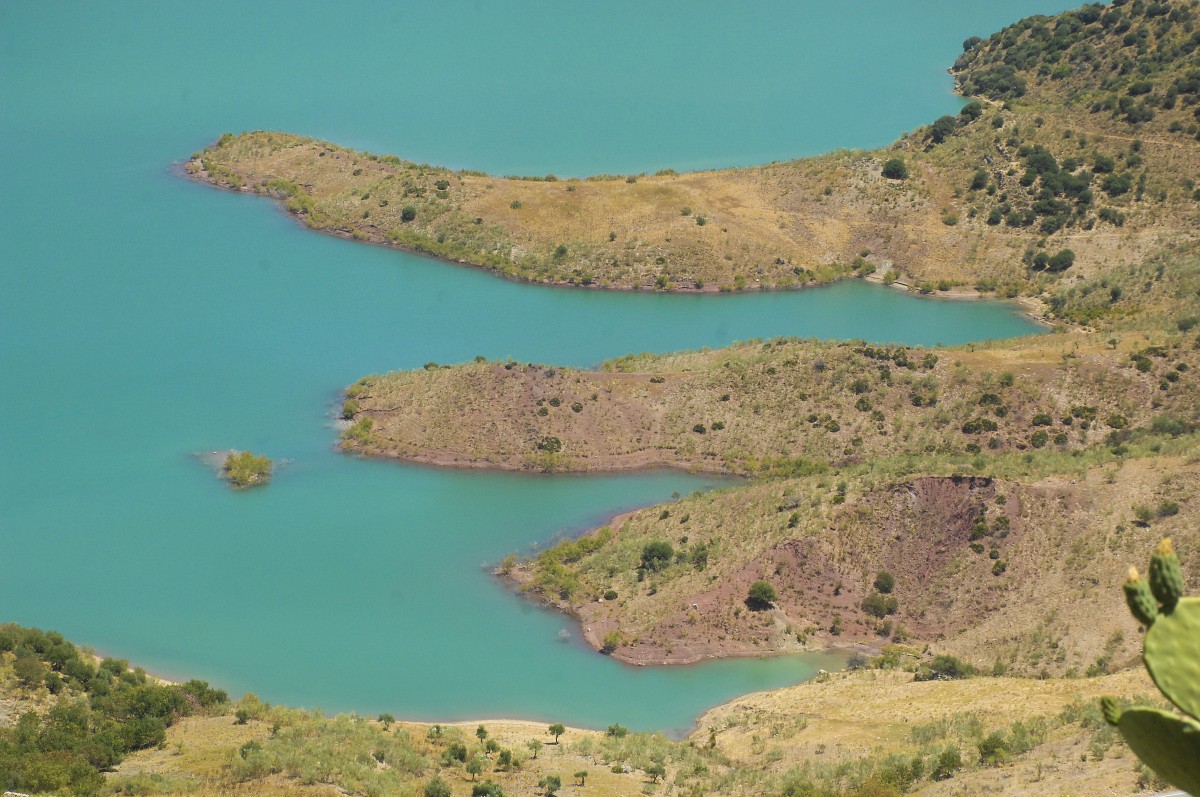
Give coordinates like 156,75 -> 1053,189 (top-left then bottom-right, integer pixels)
113,712 -> 681,797
698,667 -> 1158,797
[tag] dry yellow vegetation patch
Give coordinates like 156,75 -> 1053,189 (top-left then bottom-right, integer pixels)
698,668 -> 1158,797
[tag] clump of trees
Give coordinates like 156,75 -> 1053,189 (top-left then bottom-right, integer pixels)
915,654 -> 977,682
862,591 -> 899,618
0,624 -> 228,797
1028,249 -> 1076,273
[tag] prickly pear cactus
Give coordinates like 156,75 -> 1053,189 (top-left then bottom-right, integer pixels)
1105,538 -> 1200,796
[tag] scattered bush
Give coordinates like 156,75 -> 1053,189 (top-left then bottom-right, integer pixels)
915,654 -> 975,682
861,592 -> 899,618
640,541 -> 674,571
747,580 -> 778,609
881,158 -> 909,180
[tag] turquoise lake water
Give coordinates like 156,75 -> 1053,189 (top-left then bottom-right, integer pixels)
0,1 -> 1073,731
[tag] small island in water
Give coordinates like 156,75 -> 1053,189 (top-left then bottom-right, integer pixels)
221,450 -> 273,489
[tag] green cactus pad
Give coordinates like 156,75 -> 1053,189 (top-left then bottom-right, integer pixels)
1124,570 -> 1158,627
1149,538 -> 1184,611
1144,596 -> 1200,721
1100,696 -> 1122,726
1114,707 -> 1200,796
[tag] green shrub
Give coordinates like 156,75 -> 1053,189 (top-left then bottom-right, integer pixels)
915,655 -> 975,682
862,592 -> 898,618
606,723 -> 629,738
1157,501 -> 1180,518
930,115 -> 958,144
931,746 -> 963,779
747,580 -> 778,609
640,541 -> 674,571
1102,173 -> 1132,196
882,158 -> 909,180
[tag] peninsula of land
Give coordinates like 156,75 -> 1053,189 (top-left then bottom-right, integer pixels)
187,10 -> 1199,299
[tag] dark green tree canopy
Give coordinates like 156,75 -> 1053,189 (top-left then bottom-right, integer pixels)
747,580 -> 778,609
881,158 -> 909,180
640,541 -> 674,571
